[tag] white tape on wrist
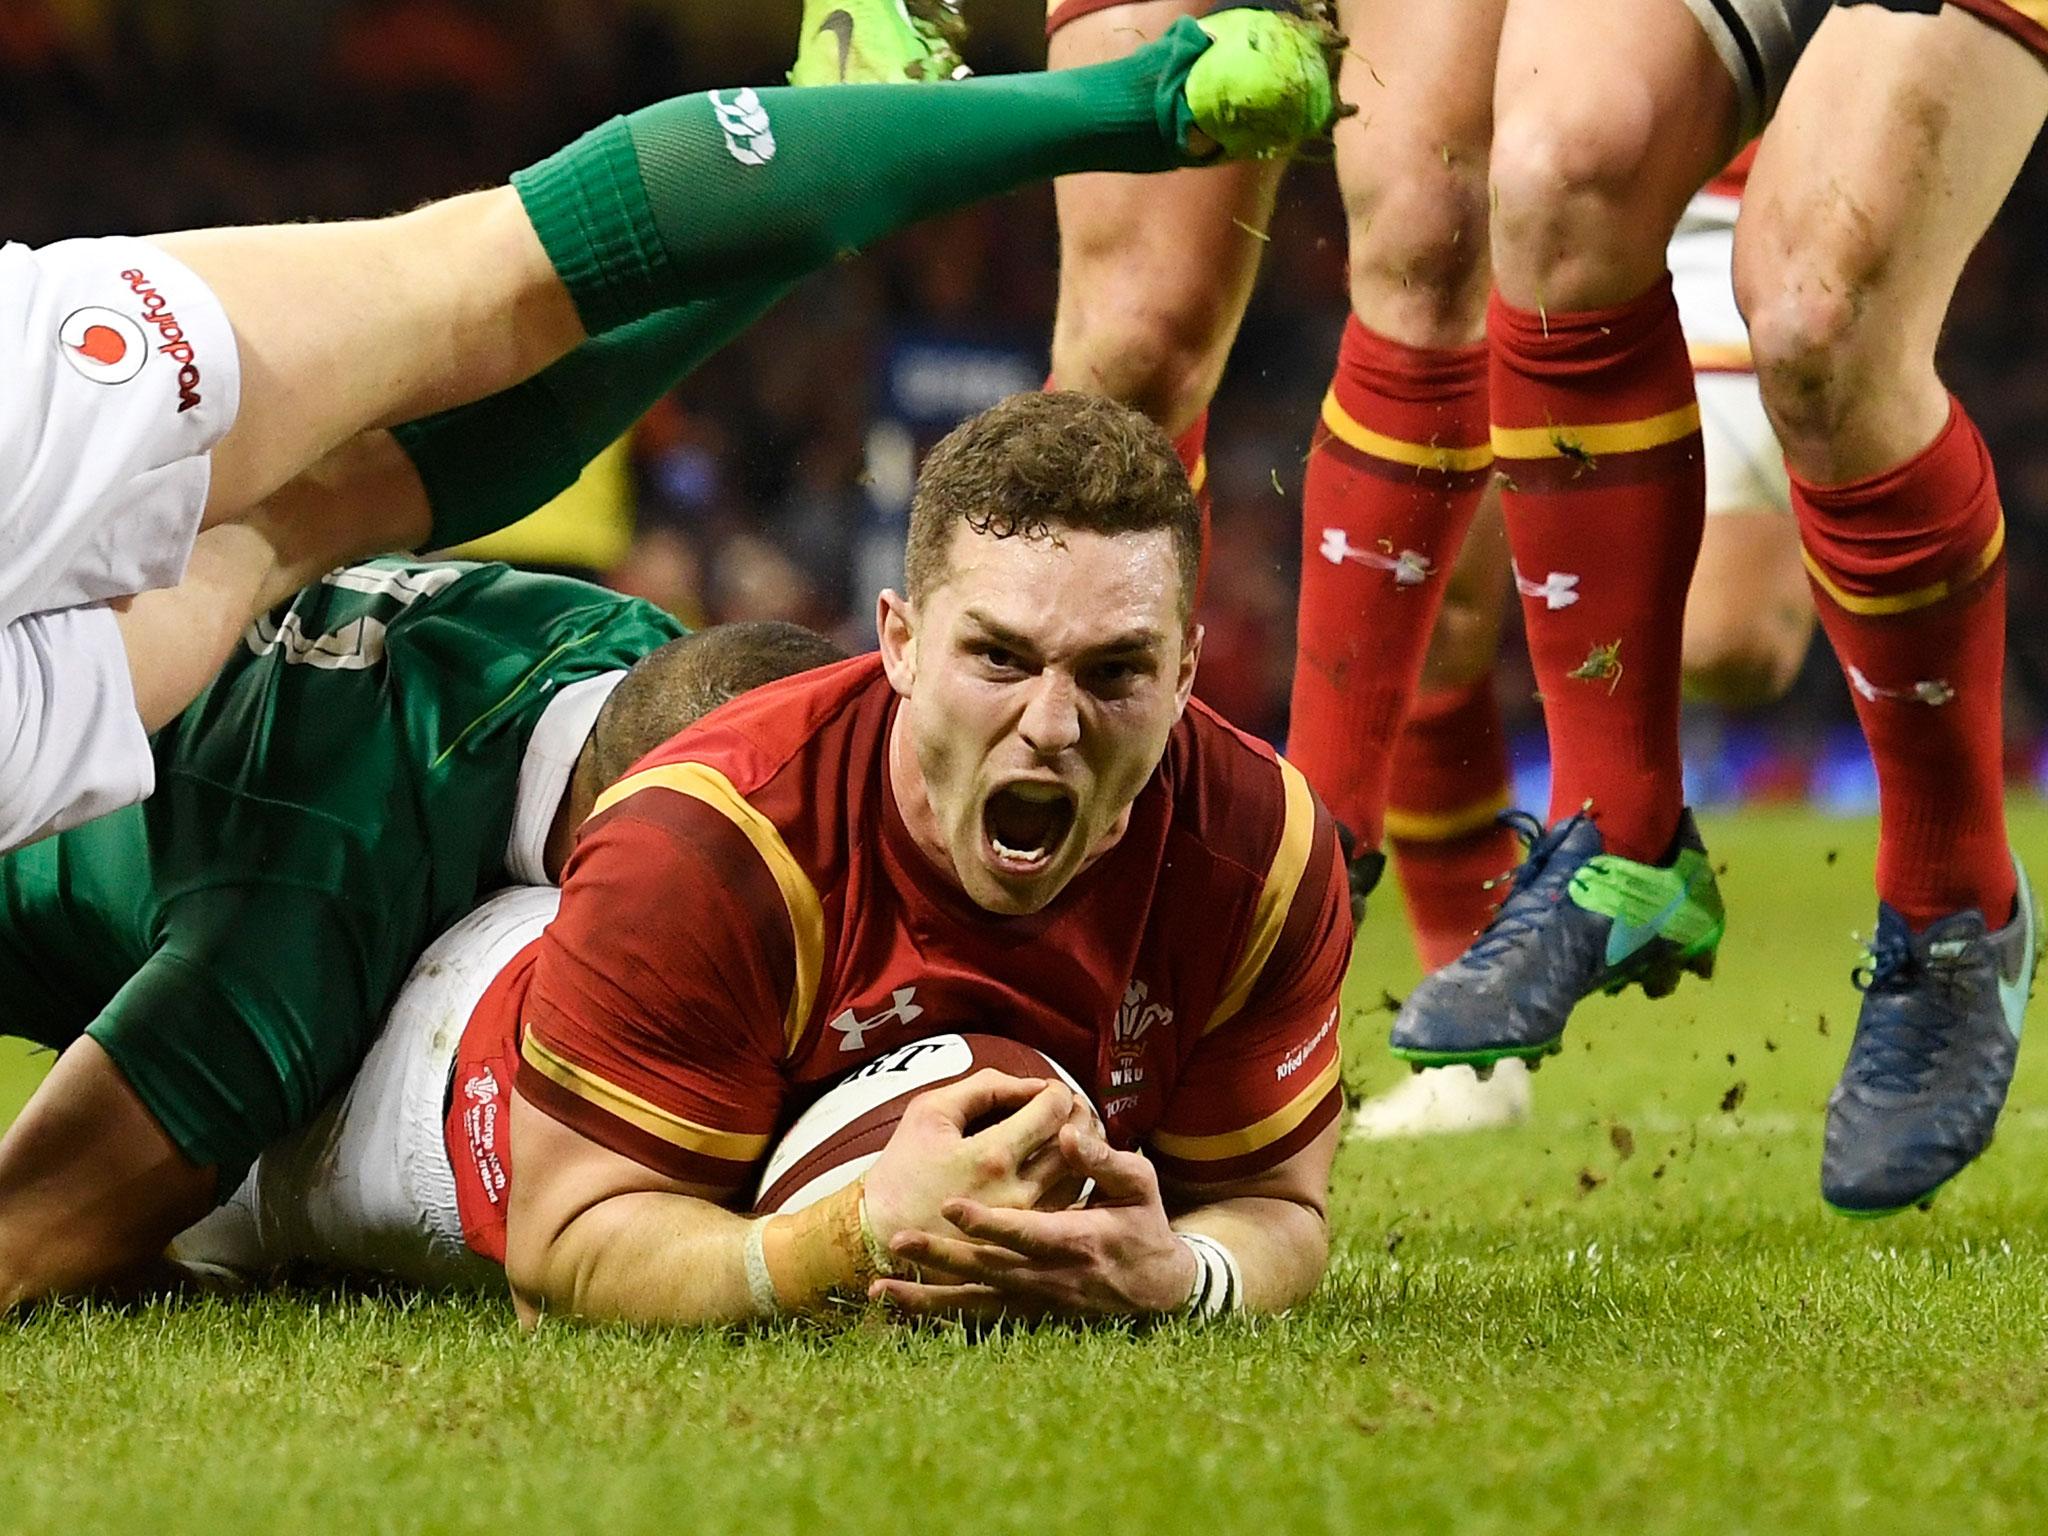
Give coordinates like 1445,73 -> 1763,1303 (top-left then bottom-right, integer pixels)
742,1220 -> 782,1319
1179,1233 -> 1245,1318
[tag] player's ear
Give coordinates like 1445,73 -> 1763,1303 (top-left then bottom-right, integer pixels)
1172,622 -> 1202,718
877,588 -> 917,695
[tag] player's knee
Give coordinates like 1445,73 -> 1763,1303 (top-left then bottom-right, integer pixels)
1420,588 -> 1504,692
1736,212 -> 1906,457
1051,293 -> 1227,429
1489,91 -> 1661,298
1682,615 -> 1803,710
1343,159 -> 1490,343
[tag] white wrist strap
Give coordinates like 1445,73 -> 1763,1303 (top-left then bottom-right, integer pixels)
1180,1233 -> 1245,1318
743,1221 -> 782,1319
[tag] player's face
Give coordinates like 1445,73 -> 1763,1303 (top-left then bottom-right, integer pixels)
879,523 -> 1200,915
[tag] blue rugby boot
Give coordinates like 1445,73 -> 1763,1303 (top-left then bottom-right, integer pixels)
1821,861 -> 2041,1218
1389,808 -> 1724,1070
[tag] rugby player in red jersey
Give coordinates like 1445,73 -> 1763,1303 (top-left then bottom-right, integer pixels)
1395,0 -> 2044,1216
485,391 -> 1351,1325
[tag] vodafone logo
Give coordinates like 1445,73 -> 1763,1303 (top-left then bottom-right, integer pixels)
57,306 -> 148,385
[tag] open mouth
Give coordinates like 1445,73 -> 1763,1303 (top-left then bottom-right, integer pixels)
981,782 -> 1078,879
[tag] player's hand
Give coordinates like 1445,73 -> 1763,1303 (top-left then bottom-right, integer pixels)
860,1069 -> 1079,1261
869,1119 -> 1199,1320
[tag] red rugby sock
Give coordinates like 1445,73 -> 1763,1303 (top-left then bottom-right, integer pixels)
1488,280 -> 1703,862
1386,674 -> 1519,970
1286,318 -> 1490,850
1794,398 -> 2014,930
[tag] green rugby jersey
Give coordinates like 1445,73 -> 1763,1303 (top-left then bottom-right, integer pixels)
0,559 -> 682,1188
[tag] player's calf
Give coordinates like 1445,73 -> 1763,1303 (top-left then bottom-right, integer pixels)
0,1038 -> 216,1309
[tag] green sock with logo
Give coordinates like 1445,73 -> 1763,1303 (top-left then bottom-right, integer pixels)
395,285 -> 788,551
513,35 -> 1205,336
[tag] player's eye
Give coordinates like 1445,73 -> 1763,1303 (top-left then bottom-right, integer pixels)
1086,659 -> 1147,697
972,643 -> 1026,675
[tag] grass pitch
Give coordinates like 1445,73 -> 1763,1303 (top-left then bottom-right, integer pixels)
4,804 -> 2047,1534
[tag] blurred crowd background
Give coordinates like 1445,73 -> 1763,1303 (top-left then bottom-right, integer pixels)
6,0 -> 2047,807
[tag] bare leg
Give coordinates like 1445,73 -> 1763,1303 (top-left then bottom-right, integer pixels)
1682,509 -> 1812,708
1490,0 -> 1738,309
1736,6 -> 2048,481
159,189 -> 582,529
0,1036 -> 215,1310
116,430 -> 431,731
1336,0 -> 1504,348
1048,0 -> 1284,432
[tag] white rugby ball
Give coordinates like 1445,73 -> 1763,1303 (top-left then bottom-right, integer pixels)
752,1033 -> 1099,1215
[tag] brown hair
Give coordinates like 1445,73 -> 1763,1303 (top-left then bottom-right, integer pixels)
586,621 -> 847,790
905,391 -> 1202,621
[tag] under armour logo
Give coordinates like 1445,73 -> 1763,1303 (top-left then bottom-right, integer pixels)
709,88 -> 776,166
828,987 -> 924,1052
1848,665 -> 1954,707
1513,563 -> 1581,611
1318,528 -> 1433,586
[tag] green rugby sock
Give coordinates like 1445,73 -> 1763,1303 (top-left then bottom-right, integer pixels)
395,285 -> 788,552
514,35 -> 1205,335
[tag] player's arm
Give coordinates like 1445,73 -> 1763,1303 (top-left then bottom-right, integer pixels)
506,1064 -> 1077,1328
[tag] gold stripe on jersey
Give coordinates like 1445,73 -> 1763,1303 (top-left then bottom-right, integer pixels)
590,761 -> 825,1056
1490,401 -> 1702,461
1151,1054 -> 1342,1162
520,1031 -> 772,1162
1188,454 -> 1209,497
1321,390 -> 1495,473
1383,788 -> 1513,844
1802,518 -> 2005,617
1204,757 -> 1318,1037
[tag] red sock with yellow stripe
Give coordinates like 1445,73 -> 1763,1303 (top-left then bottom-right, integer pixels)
1489,279 -> 1702,862
1794,397 -> 2013,930
1286,317 -> 1490,851
1386,674 -> 1519,969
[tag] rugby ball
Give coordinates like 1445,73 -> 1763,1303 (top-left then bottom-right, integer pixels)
752,1033 -> 1099,1215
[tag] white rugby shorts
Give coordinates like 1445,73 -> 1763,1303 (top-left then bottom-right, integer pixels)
1670,193 -> 1789,519
0,236 -> 240,624
0,604 -> 155,850
173,886 -> 563,1292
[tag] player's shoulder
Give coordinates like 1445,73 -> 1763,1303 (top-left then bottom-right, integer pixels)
577,651 -> 890,885
1163,697 -> 1324,881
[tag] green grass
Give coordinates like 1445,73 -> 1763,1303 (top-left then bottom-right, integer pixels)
4,804 -> 2048,1534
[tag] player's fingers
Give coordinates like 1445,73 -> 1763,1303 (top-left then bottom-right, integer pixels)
1013,1137 -> 1076,1206
976,1081 -> 1076,1166
889,1230 -> 1032,1282
940,1198 -> 1090,1262
914,1069 -> 1048,1132
1058,1122 -> 1158,1205
868,1277 -> 1014,1320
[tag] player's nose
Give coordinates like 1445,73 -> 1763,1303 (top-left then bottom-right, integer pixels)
1016,670 -> 1082,758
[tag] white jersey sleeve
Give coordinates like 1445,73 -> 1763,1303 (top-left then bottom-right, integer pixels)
0,236 -> 241,627
0,604 -> 154,852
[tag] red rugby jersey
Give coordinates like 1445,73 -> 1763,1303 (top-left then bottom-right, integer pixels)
490,652 -> 1351,1208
